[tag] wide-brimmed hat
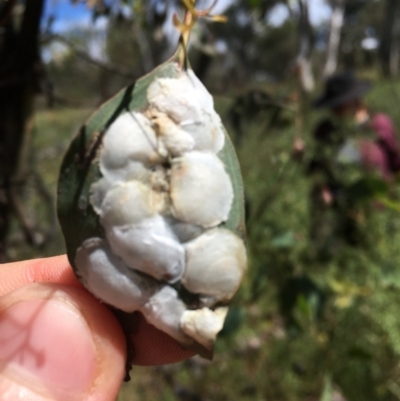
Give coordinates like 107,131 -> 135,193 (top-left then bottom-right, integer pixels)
313,72 -> 372,109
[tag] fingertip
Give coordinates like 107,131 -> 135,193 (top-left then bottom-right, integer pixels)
0,283 -> 126,401
0,255 -> 81,297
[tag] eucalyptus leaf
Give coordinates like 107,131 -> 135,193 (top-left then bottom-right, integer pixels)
57,42 -> 247,372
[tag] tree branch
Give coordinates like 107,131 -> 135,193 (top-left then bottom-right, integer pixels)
323,0 -> 346,77
45,34 -> 136,79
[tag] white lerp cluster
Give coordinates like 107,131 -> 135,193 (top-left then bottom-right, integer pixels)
75,69 -> 247,350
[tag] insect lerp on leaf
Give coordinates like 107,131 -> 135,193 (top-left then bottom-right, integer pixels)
57,0 -> 247,376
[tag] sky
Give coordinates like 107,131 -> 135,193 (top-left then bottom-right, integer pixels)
269,0 -> 331,27
42,0 -> 108,32
42,0 -> 333,33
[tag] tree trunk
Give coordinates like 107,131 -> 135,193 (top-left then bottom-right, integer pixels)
323,0 -> 346,77
380,0 -> 400,77
0,0 -> 45,261
296,0 -> 314,92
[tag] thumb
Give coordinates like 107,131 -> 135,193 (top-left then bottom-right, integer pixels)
0,283 -> 126,401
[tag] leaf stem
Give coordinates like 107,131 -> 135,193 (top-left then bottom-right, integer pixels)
176,1 -> 196,70
175,0 -> 226,70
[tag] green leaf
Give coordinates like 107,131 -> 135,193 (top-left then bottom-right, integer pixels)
271,231 -> 295,249
296,294 -> 311,319
219,306 -> 245,337
347,347 -> 373,361
320,375 -> 333,401
347,177 -> 388,204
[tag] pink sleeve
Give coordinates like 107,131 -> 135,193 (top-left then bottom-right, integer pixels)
360,140 -> 391,181
371,114 -> 397,151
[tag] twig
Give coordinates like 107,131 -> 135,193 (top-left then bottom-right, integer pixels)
7,186 -> 38,246
44,34 -> 136,79
32,171 -> 57,238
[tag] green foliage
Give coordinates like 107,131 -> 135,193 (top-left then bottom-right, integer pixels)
254,21 -> 297,79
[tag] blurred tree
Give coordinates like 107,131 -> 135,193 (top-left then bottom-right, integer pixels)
294,0 -> 315,91
324,0 -> 346,77
105,1 -> 170,79
320,0 -> 385,75
205,1 -> 300,89
234,0 -> 317,91
0,0 -> 45,261
380,0 -> 400,77
340,0 -> 382,71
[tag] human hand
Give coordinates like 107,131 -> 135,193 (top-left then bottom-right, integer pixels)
321,186 -> 333,206
291,138 -> 305,162
0,255 -> 195,401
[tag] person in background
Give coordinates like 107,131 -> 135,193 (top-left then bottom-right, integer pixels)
308,72 -> 400,258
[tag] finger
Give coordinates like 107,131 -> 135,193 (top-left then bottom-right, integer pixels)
0,255 -> 81,296
0,283 -> 125,401
0,256 -> 195,366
